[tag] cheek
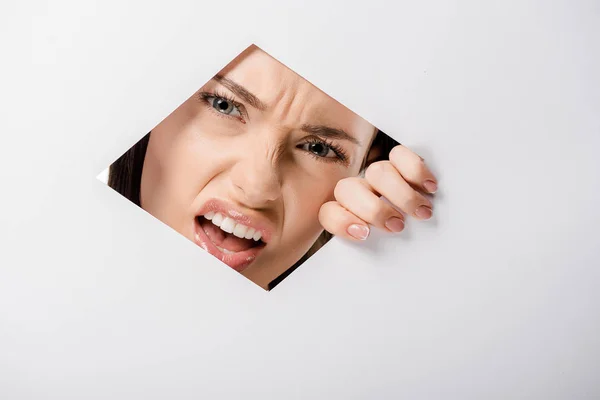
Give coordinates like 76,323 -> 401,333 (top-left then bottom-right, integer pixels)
141,113 -> 219,220
281,175 -> 336,241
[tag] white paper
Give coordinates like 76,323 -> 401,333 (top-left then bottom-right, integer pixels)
1,0 -> 599,398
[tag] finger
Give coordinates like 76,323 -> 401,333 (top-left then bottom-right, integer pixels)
364,160 -> 433,220
318,200 -> 371,241
388,145 -> 438,194
333,177 -> 405,233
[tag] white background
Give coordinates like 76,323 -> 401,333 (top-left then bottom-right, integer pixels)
1,1 -> 599,399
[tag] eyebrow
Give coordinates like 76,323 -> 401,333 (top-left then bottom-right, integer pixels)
213,74 -> 267,111
213,74 -> 361,146
301,124 -> 361,146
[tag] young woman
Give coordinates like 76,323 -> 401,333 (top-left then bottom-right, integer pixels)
109,45 -> 438,290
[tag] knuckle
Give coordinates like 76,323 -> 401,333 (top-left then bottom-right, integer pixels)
318,201 -> 333,219
318,201 -> 341,229
391,145 -> 424,167
389,145 -> 404,161
365,160 -> 392,183
334,177 -> 359,199
333,178 -> 347,198
362,199 -> 385,223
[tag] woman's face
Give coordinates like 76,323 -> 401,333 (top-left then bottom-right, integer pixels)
140,46 -> 377,289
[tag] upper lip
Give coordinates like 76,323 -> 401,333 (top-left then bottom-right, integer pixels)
196,198 -> 275,244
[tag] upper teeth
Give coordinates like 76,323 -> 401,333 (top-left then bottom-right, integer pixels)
203,211 -> 263,242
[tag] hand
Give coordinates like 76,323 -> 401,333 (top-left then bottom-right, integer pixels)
318,145 -> 438,241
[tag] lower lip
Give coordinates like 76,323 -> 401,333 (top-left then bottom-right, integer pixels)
193,218 -> 264,272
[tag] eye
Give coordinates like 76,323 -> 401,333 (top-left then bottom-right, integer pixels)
299,138 -> 348,164
206,95 -> 242,117
302,142 -> 336,158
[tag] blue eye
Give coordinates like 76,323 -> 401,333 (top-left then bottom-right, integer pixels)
300,141 -> 337,158
206,95 -> 242,117
299,138 -> 348,164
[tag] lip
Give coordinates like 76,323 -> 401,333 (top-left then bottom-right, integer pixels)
193,218 -> 265,272
192,198 -> 275,272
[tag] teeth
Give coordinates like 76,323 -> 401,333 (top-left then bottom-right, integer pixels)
233,223 -> 248,238
220,217 -> 236,234
244,228 -> 256,240
203,212 -> 263,242
211,212 -> 224,226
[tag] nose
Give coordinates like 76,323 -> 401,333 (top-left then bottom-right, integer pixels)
229,142 -> 283,208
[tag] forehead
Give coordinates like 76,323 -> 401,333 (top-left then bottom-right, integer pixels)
220,47 -> 310,101
217,46 -> 375,142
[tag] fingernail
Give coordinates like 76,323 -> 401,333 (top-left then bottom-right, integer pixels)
423,180 -> 437,193
347,224 -> 370,240
385,217 -> 405,232
415,205 -> 433,219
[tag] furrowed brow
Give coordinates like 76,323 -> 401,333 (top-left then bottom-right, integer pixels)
213,74 -> 267,111
301,124 -> 361,146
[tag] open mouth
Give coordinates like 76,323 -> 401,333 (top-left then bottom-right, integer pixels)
193,212 -> 267,272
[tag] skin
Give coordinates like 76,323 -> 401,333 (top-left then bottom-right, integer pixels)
140,45 -> 438,289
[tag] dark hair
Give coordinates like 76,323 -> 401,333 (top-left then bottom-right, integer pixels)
108,132 -> 150,207
108,130 -> 399,290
